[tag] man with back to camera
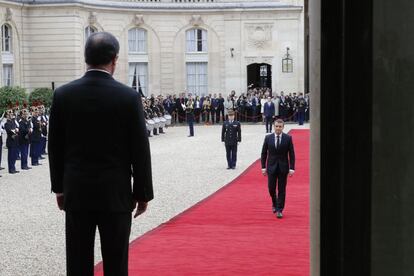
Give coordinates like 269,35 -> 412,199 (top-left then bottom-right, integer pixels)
48,32 -> 154,276
222,110 -> 241,169
261,119 -> 295,219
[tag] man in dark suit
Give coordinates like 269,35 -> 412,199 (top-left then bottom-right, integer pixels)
221,110 -> 241,169
48,32 -> 154,276
261,119 -> 295,218
263,97 -> 275,133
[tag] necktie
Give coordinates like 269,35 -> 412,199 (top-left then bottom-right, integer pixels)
276,135 -> 280,149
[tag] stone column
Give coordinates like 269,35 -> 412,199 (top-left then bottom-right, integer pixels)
309,0 -> 320,275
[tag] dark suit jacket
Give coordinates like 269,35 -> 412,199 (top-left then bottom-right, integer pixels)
221,120 -> 241,146
18,119 -> 31,145
48,70 -> 153,212
263,102 -> 275,118
30,116 -> 42,142
4,119 -> 19,148
261,132 -> 295,175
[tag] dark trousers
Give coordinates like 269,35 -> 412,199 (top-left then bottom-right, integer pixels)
225,144 -> 237,168
41,136 -> 47,154
298,110 -> 305,125
194,109 -> 201,123
211,109 -> 217,124
8,146 -> 18,173
0,140 -> 2,167
267,167 -> 288,212
30,141 -> 40,165
187,113 -> 194,136
19,143 -> 29,169
66,211 -> 131,276
265,116 -> 273,133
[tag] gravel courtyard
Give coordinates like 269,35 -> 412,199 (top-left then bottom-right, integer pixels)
0,123 -> 309,276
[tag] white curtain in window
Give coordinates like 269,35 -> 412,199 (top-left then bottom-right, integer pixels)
128,63 -> 148,96
128,29 -> 137,52
1,24 -> 12,52
186,29 -> 195,52
201,30 -> 208,52
137,29 -> 146,52
187,62 -> 207,96
3,65 -> 13,86
129,28 -> 147,53
128,63 -> 136,87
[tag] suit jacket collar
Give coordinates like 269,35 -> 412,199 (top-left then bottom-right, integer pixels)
83,70 -> 114,80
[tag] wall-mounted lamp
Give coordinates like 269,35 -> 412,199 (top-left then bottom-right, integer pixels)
282,47 -> 293,73
230,48 -> 234,58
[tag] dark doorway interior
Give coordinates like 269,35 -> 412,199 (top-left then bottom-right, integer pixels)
247,63 -> 272,90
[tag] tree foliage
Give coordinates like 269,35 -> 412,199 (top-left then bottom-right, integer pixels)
0,86 -> 28,115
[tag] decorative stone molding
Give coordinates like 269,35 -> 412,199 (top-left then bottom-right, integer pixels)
246,24 -> 273,50
133,14 -> 144,26
5,8 -> 13,22
190,15 -> 203,27
245,56 -> 274,65
88,11 -> 97,25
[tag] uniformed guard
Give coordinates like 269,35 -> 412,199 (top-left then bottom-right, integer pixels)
0,111 -> 5,173
30,106 -> 42,166
39,104 -> 48,156
4,109 -> 20,174
221,110 -> 241,169
18,108 -> 32,170
186,97 -> 195,137
296,93 -> 307,125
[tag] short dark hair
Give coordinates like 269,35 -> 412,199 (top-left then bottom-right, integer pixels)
84,32 -> 120,66
274,119 -> 285,125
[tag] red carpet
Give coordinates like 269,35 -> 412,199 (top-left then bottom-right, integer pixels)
95,129 -> 309,276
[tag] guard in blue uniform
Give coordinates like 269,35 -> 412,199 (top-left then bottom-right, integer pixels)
221,110 -> 241,169
4,109 -> 20,174
30,106 -> 42,166
18,108 -> 32,170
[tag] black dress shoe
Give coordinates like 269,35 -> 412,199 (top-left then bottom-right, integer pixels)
227,167 -> 231,169
22,167 -> 32,170
0,167 -> 5,170
32,163 -> 40,166
9,170 -> 20,174
231,167 -> 236,169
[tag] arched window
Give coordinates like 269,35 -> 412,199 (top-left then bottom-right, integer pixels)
128,28 -> 147,53
186,28 -> 207,53
1,24 -> 12,52
85,26 -> 97,41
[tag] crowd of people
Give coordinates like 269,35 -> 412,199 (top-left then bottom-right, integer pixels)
0,88 -> 310,176
0,105 -> 48,177
142,88 -> 310,137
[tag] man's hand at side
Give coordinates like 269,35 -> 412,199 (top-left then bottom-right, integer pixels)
261,168 -> 267,176
133,201 -> 148,218
56,194 -> 64,210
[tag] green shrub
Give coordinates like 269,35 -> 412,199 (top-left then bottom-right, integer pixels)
29,87 -> 54,109
0,86 -> 28,115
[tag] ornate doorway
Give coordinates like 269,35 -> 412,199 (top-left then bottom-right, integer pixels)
247,63 -> 272,90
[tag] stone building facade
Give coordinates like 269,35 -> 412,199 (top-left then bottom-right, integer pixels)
0,0 -> 304,96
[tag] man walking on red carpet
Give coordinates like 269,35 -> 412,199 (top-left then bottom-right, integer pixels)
49,32 -> 154,276
261,119 -> 295,218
